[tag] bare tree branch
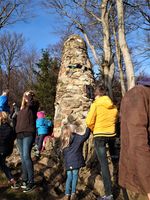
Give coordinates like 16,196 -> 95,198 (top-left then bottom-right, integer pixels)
73,0 -> 101,22
0,31 -> 25,88
0,0 -> 34,29
123,0 -> 150,25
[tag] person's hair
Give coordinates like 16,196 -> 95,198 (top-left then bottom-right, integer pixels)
0,112 -> 9,125
20,90 -> 35,110
2,89 -> 9,96
94,84 -> 106,96
61,124 -> 75,149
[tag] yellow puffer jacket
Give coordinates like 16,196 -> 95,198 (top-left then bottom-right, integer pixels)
86,96 -> 118,137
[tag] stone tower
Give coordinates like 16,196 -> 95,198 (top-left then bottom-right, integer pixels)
54,35 -> 95,137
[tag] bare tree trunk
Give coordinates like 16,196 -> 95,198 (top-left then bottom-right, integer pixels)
116,0 -> 135,90
7,65 -> 11,89
101,0 -> 115,98
112,16 -> 126,96
116,48 -> 126,96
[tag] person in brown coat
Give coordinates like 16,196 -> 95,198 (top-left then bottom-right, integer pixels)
119,79 -> 150,200
16,90 -> 39,193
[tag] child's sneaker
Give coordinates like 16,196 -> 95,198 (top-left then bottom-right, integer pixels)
20,181 -> 28,189
34,149 -> 40,157
59,195 -> 70,200
97,195 -> 114,200
32,144 -> 38,151
9,179 -> 20,189
23,183 -> 36,193
70,193 -> 77,200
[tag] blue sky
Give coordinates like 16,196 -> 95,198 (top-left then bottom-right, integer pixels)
1,2 -> 149,76
2,3 -> 61,52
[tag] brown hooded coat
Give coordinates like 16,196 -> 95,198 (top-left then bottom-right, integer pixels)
119,85 -> 150,194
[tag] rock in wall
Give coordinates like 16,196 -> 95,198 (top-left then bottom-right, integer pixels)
54,35 -> 95,137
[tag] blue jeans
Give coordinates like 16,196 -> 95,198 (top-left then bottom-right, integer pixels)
17,136 -> 34,183
94,137 -> 113,196
0,154 -> 13,180
65,169 -> 79,195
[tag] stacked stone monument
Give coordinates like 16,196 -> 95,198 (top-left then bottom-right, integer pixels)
54,35 -> 95,137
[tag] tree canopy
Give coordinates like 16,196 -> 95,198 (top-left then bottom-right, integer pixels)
33,50 -> 60,117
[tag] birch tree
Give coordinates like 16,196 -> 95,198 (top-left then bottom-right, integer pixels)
111,10 -> 126,96
43,0 -> 116,98
116,0 -> 135,90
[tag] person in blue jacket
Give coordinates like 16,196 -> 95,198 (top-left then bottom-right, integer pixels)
60,124 -> 91,200
34,111 -> 52,156
0,89 -> 10,113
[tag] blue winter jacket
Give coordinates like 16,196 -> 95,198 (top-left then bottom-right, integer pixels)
36,118 -> 52,135
63,127 -> 91,170
0,95 -> 10,113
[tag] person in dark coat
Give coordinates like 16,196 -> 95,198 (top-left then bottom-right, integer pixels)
0,111 -> 19,189
60,124 -> 90,200
119,79 -> 150,200
15,90 -> 39,193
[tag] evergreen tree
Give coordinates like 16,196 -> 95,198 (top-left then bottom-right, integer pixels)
34,49 -> 59,117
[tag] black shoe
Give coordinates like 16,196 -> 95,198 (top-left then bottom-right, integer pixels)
23,183 -> 36,193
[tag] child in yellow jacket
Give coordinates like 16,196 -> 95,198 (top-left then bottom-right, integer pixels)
86,85 -> 118,200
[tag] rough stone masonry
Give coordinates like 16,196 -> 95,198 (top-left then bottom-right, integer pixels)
54,34 -> 95,137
